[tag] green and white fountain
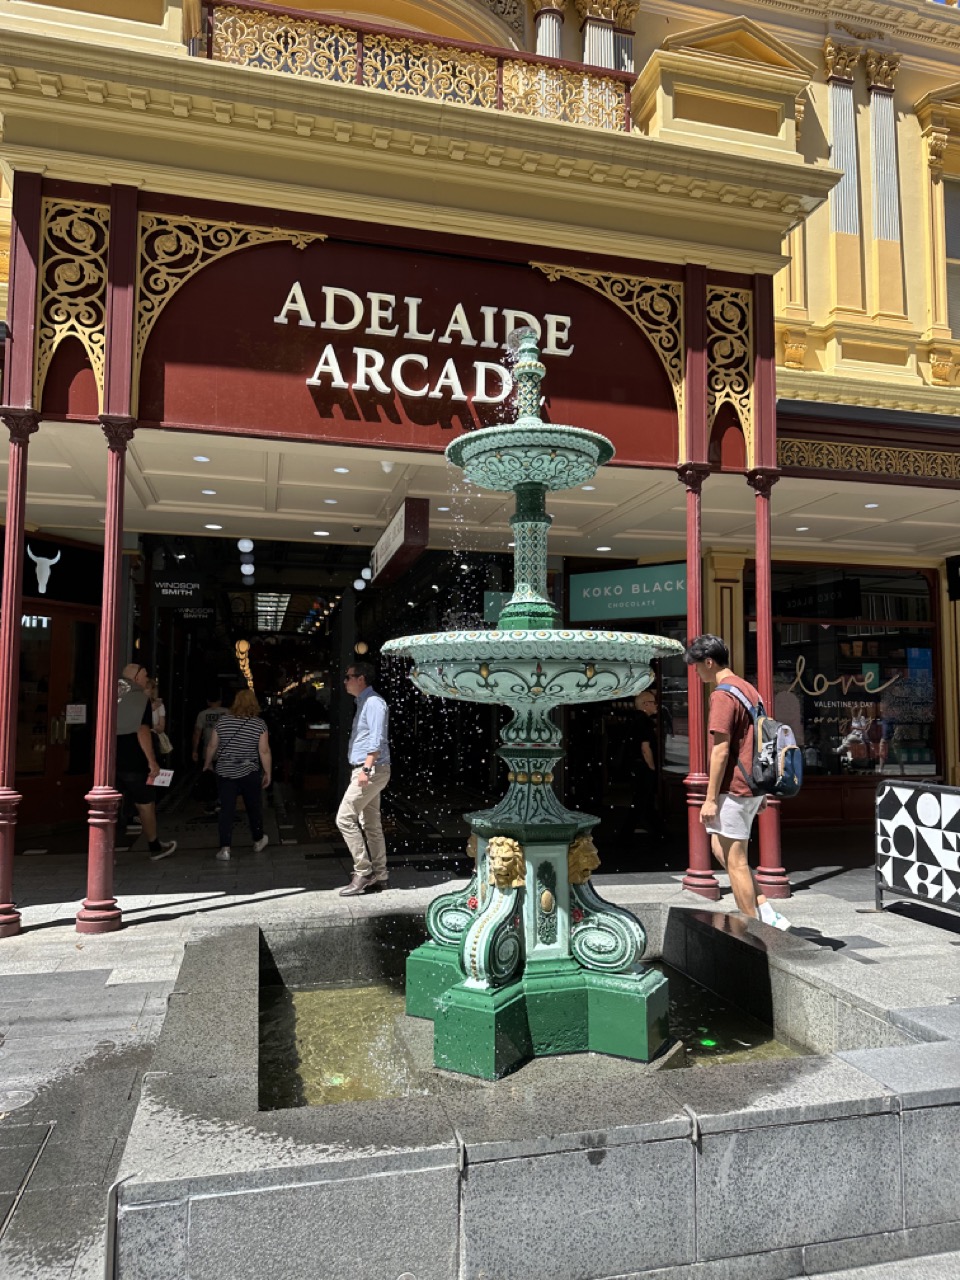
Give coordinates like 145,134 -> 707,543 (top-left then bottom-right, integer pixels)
383,330 -> 683,1079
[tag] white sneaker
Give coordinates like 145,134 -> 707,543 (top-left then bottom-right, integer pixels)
252,836 -> 269,853
759,902 -> 791,931
149,841 -> 177,861
215,847 -> 231,861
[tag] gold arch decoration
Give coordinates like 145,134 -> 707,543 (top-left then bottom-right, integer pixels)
706,285 -> 753,463
133,214 -> 325,409
531,262 -> 684,417
35,200 -> 110,410
779,437 -> 960,483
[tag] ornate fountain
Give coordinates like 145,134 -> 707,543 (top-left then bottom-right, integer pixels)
382,330 -> 683,1079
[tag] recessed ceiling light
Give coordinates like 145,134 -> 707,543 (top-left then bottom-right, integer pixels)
796,526 -> 809,532
204,524 -> 222,531
237,538 -> 254,553
193,455 -> 211,463
865,503 -> 879,509
596,545 -> 612,552
508,541 -> 515,547
240,564 -> 255,576
334,467 -> 350,474
582,485 -> 596,492
175,554 -> 186,561
324,499 -> 337,505
313,530 -> 330,537
437,506 -> 450,512
201,489 -> 217,496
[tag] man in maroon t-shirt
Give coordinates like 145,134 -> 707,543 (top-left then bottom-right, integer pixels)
684,635 -> 790,929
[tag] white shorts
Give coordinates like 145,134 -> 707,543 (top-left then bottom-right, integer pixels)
705,793 -> 764,841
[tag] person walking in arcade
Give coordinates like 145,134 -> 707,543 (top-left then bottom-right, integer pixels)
684,634 -> 790,930
337,662 -> 392,896
204,689 -> 272,861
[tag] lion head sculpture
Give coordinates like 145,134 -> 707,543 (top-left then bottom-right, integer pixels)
487,836 -> 526,889
567,833 -> 600,885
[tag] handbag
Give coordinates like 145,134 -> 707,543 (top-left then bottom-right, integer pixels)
156,731 -> 174,756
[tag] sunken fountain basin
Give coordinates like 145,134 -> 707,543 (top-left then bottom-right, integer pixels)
112,902 -> 960,1280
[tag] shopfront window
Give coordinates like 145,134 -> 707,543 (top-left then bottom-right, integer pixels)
746,566 -> 938,780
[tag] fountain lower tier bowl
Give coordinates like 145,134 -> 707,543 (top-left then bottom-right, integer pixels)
444,422 -> 614,492
382,629 -> 684,708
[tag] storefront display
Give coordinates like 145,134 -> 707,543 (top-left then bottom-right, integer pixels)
747,565 -> 939,819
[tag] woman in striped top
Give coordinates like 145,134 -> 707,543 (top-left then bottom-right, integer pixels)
203,689 -> 272,861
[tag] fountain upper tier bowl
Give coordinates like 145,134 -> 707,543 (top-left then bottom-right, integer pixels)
445,422 -> 614,492
381,629 -> 682,708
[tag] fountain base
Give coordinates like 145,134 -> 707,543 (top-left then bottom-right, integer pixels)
407,947 -> 669,1079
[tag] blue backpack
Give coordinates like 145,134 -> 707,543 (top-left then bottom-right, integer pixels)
717,684 -> 803,799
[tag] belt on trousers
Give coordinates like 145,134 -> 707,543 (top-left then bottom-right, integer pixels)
349,761 -> 389,768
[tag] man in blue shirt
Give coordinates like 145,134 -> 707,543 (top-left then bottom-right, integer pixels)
337,661 -> 392,896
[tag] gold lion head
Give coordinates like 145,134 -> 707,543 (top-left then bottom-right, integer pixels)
487,836 -> 526,889
568,834 -> 600,885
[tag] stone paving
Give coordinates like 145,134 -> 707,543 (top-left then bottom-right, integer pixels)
1,799 -> 960,1277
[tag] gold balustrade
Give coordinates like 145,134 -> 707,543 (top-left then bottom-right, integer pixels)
204,1 -> 632,132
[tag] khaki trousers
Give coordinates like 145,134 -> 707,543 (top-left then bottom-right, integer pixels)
335,765 -> 391,877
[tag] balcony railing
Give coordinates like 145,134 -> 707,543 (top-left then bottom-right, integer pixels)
200,1 -> 634,133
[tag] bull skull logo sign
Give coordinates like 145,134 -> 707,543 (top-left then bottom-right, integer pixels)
27,546 -> 61,595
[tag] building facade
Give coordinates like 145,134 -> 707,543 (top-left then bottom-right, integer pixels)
1,0 -> 959,935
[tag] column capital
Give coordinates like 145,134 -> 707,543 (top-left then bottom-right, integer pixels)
99,414 -> 136,452
924,117 -> 950,176
0,407 -> 40,443
575,1 -> 616,22
614,1 -> 641,26
865,49 -> 900,92
533,0 -> 567,13
823,36 -> 861,84
677,463 -> 710,493
747,467 -> 780,498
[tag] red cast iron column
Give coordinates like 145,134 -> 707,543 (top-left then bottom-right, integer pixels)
0,410 -> 40,937
78,185 -> 139,934
0,171 -> 45,938
750,271 -> 789,898
77,418 -> 133,933
679,463 -> 718,898
679,262 -> 720,899
749,468 -> 790,897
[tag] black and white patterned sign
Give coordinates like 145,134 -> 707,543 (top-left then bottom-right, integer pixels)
877,782 -> 960,907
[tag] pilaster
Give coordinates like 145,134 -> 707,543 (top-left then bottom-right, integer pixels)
824,38 -> 865,316
866,51 -> 905,319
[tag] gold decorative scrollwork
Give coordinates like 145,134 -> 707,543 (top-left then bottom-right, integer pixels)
502,62 -> 624,131
531,262 -> 684,415
706,286 -> 753,458
362,32 -> 498,108
36,200 -> 109,410
779,438 -> 960,483
134,214 -> 325,408
212,6 -> 359,82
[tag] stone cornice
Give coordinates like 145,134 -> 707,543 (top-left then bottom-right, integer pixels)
0,28 -> 839,274
777,368 -> 960,415
639,0 -> 960,61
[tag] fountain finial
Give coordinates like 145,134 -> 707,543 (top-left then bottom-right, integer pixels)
509,326 -> 546,424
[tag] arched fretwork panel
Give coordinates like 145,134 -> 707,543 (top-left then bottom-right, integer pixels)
289,1 -> 526,47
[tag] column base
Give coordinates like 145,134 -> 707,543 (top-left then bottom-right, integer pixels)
76,906 -> 123,934
411,950 -> 669,1080
80,785 -> 123,933
0,786 -> 23,938
683,771 -> 721,900
0,913 -> 22,939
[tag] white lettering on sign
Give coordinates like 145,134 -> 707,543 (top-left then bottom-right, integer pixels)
21,615 -> 51,629
277,283 -> 573,405
307,347 -> 511,404
580,577 -> 685,601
